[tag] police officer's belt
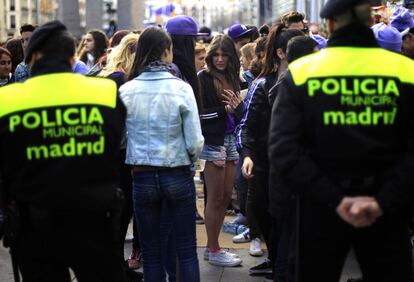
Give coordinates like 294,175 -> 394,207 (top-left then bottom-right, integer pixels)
338,176 -> 377,190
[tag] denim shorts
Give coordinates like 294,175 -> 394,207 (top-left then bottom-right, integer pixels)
200,134 -> 239,162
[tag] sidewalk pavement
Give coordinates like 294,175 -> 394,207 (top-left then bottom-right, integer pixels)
0,242 -> 361,282
0,179 -> 363,281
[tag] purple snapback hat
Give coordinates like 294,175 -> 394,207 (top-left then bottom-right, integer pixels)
165,15 -> 208,36
227,24 -> 253,40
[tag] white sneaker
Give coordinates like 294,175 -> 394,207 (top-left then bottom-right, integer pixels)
232,228 -> 250,243
203,249 -> 240,261
249,238 -> 264,257
125,232 -> 134,242
208,250 -> 242,267
230,213 -> 247,225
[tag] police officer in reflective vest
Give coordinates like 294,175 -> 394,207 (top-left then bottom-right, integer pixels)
0,21 -> 127,281
268,0 -> 414,281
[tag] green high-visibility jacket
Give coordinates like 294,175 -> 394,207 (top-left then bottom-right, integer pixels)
269,24 -> 414,215
0,72 -> 126,211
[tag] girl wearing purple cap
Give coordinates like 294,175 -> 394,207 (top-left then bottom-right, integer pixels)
198,34 -> 243,267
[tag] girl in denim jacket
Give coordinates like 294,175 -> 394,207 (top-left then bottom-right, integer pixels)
120,27 -> 204,282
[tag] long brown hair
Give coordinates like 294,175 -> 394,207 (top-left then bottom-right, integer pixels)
258,24 -> 303,78
79,30 -> 109,65
128,27 -> 172,80
249,36 -> 267,77
5,39 -> 23,73
205,35 -> 240,98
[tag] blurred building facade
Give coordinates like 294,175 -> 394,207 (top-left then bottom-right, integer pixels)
85,0 -> 103,30
273,0 -> 327,23
274,0 -> 388,24
57,0 -> 83,38
118,0 -> 145,31
1,0 -> 402,42
56,0 -> 144,38
2,0 -> 57,41
181,0 -> 263,32
0,1 -> 6,41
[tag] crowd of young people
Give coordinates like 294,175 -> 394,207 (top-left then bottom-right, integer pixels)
1,5 -> 413,282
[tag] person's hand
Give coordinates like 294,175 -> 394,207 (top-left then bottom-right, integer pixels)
349,198 -> 383,227
336,197 -> 383,228
242,157 -> 254,179
222,89 -> 242,110
225,104 -> 234,114
336,197 -> 358,226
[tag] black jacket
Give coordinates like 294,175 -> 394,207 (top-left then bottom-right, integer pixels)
237,73 -> 277,171
198,70 -> 243,146
268,70 -> 287,107
0,58 -> 126,211
269,22 -> 414,217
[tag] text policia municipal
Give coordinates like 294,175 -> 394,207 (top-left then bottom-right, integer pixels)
8,106 -> 106,160
307,77 -> 400,126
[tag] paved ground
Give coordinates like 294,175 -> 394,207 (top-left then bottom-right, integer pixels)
0,242 -> 362,282
0,178 -> 365,281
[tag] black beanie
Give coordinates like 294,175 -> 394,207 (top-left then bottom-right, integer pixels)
25,20 -> 67,64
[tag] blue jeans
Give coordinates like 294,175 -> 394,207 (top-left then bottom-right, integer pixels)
133,168 -> 200,282
161,199 -> 176,282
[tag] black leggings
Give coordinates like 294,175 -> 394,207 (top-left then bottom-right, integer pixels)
247,169 -> 276,262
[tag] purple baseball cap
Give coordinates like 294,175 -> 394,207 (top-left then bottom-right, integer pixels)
390,7 -> 414,36
371,23 -> 402,52
165,15 -> 208,36
227,24 -> 253,40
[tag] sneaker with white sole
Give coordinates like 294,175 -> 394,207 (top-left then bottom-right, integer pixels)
232,228 -> 250,243
195,211 -> 204,224
208,250 -> 242,267
249,258 -> 272,275
125,232 -> 134,242
203,249 -> 240,261
249,238 -> 264,256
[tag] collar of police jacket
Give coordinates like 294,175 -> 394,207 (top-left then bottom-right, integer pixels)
31,57 -> 73,78
328,21 -> 378,49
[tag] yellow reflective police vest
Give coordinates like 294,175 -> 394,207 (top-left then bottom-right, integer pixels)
0,73 -> 117,116
0,73 -> 118,161
288,47 -> 414,126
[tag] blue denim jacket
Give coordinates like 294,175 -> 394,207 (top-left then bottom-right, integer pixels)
120,70 -> 204,167
14,62 -> 31,82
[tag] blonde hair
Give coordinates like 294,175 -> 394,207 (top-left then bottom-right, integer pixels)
240,43 -> 256,69
195,43 -> 206,54
99,33 -> 139,78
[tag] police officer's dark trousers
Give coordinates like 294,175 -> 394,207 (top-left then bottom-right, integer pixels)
119,148 -> 140,254
291,192 -> 413,282
14,205 -> 127,282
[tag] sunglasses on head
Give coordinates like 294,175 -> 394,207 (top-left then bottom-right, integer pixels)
301,26 -> 309,33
